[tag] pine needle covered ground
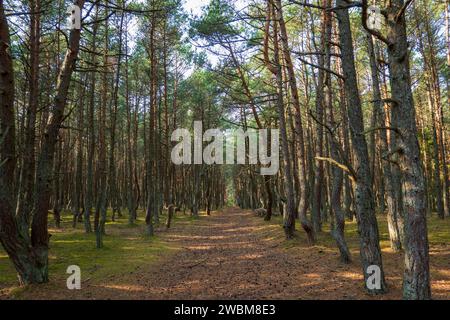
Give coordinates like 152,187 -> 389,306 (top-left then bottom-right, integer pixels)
1,209 -> 448,300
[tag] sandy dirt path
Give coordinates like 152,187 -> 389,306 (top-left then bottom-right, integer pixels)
4,208 -> 449,300
74,208 -> 434,300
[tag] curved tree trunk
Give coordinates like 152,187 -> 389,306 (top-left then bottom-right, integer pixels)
384,0 -> 431,300
336,0 -> 387,294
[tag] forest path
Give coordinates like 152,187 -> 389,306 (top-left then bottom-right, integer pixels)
134,207 -> 299,299
5,207 -> 449,299
95,207 -> 398,300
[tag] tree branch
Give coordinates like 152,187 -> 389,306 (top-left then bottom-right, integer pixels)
395,0 -> 414,22
360,0 -> 391,46
316,157 -> 356,183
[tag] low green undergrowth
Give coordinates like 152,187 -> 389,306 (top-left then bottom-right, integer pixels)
0,210 -> 195,288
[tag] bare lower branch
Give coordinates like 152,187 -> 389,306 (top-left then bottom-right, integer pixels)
315,157 -> 356,183
361,126 -> 402,137
395,0 -> 414,22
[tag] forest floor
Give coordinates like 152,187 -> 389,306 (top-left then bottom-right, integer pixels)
0,207 -> 449,300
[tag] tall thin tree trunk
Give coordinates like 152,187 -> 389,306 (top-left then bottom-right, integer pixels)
273,0 -> 314,243
84,6 -> 99,234
383,0 -> 431,299
368,35 -> 403,251
16,0 -> 41,239
336,0 -> 387,294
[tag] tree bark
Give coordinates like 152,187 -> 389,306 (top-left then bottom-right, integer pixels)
367,34 -> 403,251
383,0 -> 431,299
336,0 -> 387,294
273,0 -> 314,243
0,0 -> 86,284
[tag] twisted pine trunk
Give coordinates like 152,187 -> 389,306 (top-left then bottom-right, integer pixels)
336,0 -> 387,294
0,0 -> 85,284
385,0 -> 431,299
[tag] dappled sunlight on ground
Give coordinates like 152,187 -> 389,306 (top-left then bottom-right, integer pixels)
336,271 -> 361,280
99,284 -> 147,293
0,208 -> 448,300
